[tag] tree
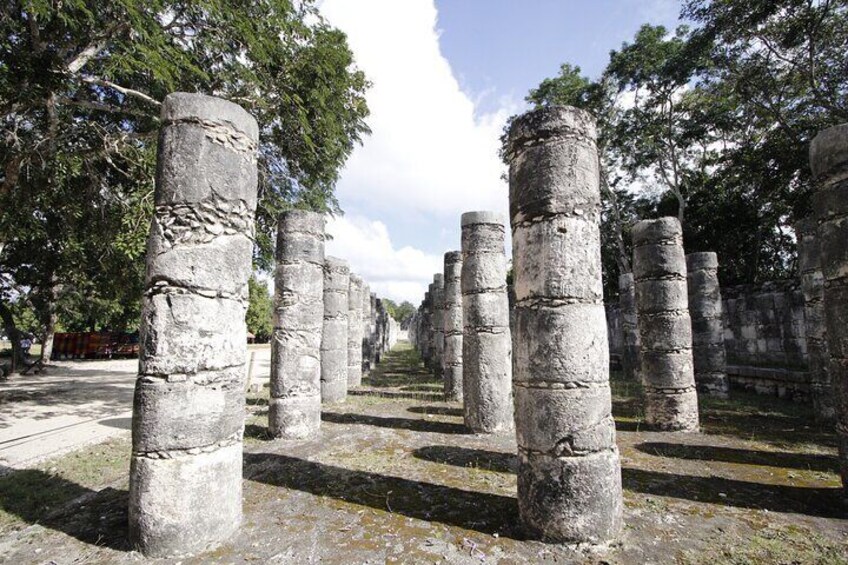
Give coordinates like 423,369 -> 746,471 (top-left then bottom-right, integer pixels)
0,1 -> 370,370
246,276 -> 273,343
521,0 -> 848,294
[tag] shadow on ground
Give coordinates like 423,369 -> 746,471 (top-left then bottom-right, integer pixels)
244,452 -> 520,538
322,412 -> 467,435
635,441 -> 838,473
411,444 -> 843,519
0,466 -> 129,550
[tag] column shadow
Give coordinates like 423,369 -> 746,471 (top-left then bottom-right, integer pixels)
635,442 -> 838,473
408,406 -> 464,417
243,452 -> 520,538
409,445 -> 843,518
412,445 -> 516,473
321,412 -> 468,435
0,466 -> 129,550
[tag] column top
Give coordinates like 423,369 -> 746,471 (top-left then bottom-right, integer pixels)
810,123 -> 848,179
461,211 -> 505,227
162,92 -> 258,141
686,252 -> 718,272
505,105 -> 596,159
632,217 -> 682,247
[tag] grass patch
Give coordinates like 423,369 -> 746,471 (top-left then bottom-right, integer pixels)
0,436 -> 129,533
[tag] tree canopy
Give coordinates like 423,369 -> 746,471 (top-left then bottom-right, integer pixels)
0,0 -> 370,365
520,0 -> 848,297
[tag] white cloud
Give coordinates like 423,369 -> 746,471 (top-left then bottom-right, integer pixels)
320,0 -> 518,219
325,215 -> 442,304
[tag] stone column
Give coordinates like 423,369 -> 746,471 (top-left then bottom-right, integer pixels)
810,123 -> 848,496
796,218 -> 835,422
129,93 -> 258,557
633,217 -> 699,432
347,274 -> 365,388
369,292 -> 378,366
686,253 -> 729,398
461,211 -> 513,433
443,251 -> 464,400
420,291 -> 432,367
375,298 -> 385,363
506,105 -> 622,543
321,257 -> 349,403
269,210 -> 324,439
619,273 -> 640,381
431,273 -> 445,377
361,283 -> 372,374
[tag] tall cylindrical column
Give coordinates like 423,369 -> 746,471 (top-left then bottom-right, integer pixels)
619,273 -> 640,381
347,274 -> 365,388
461,211 -> 513,433
443,251 -> 464,400
129,93 -> 258,557
507,105 -> 622,543
432,273 -> 445,377
269,210 -> 324,439
369,292 -> 378,366
361,283 -> 372,374
686,252 -> 729,398
796,218 -> 835,422
810,123 -> 848,496
321,257 -> 349,403
633,217 -> 699,432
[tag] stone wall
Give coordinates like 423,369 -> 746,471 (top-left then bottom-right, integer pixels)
721,280 -> 807,369
606,278 -> 811,401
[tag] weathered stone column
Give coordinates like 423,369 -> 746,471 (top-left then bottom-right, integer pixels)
129,93 -> 258,557
619,273 -> 640,381
431,273 -> 445,377
361,283 -> 372,374
420,291 -> 432,367
269,210 -> 324,439
686,252 -> 729,398
796,218 -> 835,422
375,298 -> 385,363
461,211 -> 513,433
633,217 -> 699,432
443,251 -> 464,400
369,292 -> 378,366
810,123 -> 848,496
321,257 -> 349,403
506,105 -> 622,543
347,274 -> 365,388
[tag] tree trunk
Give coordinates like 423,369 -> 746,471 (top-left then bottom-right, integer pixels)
41,309 -> 57,362
0,301 -> 23,373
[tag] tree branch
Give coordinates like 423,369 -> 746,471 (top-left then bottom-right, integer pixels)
80,77 -> 162,107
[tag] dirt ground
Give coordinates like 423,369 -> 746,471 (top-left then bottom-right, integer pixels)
0,341 -> 846,564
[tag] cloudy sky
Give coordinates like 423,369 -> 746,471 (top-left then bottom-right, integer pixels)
320,0 -> 681,304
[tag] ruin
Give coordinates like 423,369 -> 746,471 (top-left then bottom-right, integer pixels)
506,105 -> 623,543
461,211 -> 513,434
321,257 -> 349,403
431,273 -> 445,377
618,273 -> 640,381
269,210 -> 325,439
361,283 -> 373,374
633,217 -> 700,432
129,93 -> 258,557
810,122 -> 848,497
443,251 -> 464,400
347,274 -> 365,388
686,252 -> 729,397
796,218 -> 835,421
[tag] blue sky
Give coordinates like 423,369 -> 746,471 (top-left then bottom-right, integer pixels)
319,0 -> 681,304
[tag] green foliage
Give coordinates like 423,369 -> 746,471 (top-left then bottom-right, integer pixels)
246,275 -> 273,342
0,1 -> 370,345
519,0 -> 848,296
